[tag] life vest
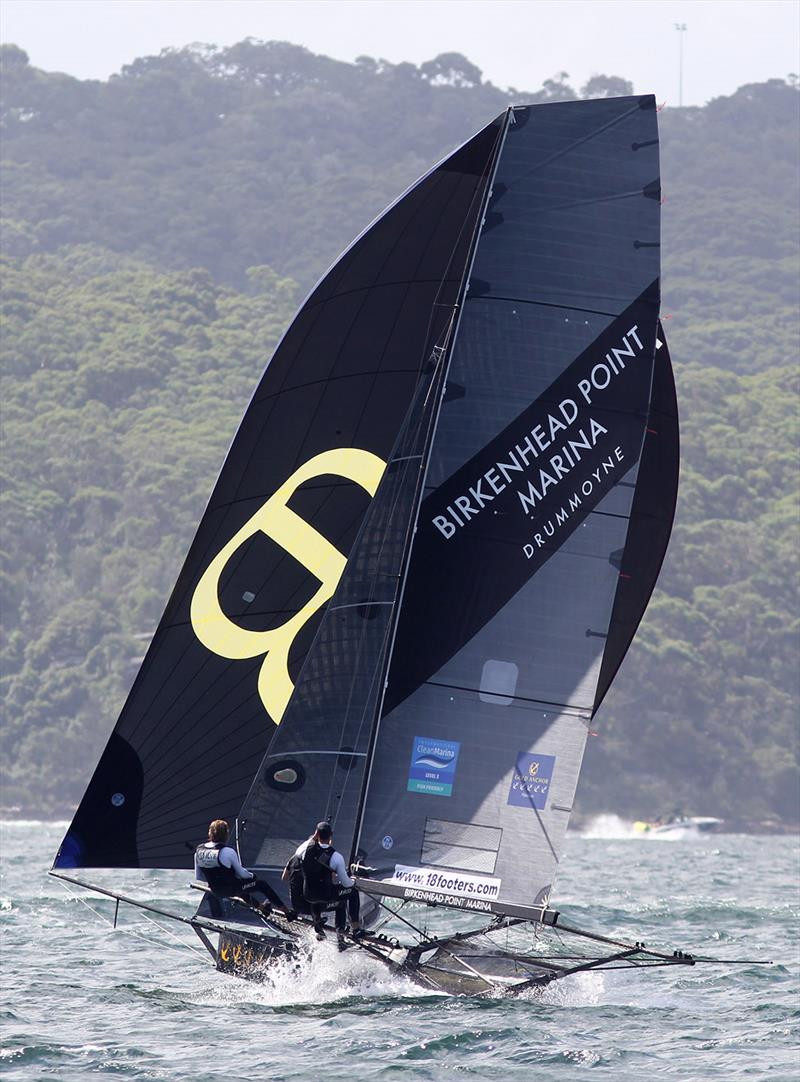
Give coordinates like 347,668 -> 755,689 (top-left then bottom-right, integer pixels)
301,842 -> 337,903
285,854 -> 312,913
195,842 -> 243,897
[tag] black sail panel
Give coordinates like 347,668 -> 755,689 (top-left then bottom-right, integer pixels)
355,97 -> 666,912
594,323 -> 679,711
54,116 -> 505,870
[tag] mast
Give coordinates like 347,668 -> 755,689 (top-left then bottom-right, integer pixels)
349,108 -> 514,864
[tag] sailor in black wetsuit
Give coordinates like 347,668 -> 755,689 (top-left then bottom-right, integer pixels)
286,821 -> 362,942
195,819 -> 291,917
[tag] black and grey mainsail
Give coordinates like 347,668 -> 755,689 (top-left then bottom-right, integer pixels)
56,96 -> 677,931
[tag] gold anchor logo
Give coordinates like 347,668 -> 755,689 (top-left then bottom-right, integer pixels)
528,761 -> 540,778
191,448 -> 386,725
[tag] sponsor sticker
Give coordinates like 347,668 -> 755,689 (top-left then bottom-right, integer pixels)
507,752 -> 556,810
407,735 -> 460,797
390,864 -> 501,902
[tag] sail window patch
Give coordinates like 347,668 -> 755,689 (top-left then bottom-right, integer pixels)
265,760 -> 306,792
421,819 -> 502,875
479,660 -> 518,705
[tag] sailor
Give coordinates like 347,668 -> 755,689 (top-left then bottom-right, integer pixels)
195,819 -> 292,918
285,821 -> 362,942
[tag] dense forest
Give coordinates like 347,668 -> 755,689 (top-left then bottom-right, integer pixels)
1,42 -> 798,823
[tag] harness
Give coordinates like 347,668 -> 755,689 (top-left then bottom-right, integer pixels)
301,841 -> 337,903
195,842 -> 243,897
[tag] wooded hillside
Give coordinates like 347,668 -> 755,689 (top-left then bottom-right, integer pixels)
1,42 -> 798,821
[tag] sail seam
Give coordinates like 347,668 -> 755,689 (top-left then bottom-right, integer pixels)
419,679 -> 595,715
507,99 -> 645,189
465,295 -> 621,317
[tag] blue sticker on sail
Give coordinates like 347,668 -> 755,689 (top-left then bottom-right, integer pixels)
407,736 -> 460,797
507,753 -> 556,810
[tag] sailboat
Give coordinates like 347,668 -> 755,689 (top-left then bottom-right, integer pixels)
51,96 -> 757,995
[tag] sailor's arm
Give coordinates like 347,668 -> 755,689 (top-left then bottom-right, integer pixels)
329,851 -> 354,888
219,846 -> 253,879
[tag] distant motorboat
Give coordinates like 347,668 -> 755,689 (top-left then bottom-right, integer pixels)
633,816 -> 723,837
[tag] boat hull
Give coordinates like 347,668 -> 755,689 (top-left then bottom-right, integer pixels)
215,929 -> 297,978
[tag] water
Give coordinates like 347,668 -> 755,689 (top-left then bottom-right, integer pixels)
2,821 -> 797,1080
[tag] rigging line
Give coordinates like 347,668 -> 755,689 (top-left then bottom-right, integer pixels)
506,100 -> 645,190
509,187 -> 650,217
367,893 -> 438,946
289,275 -> 479,317
134,907 -> 208,957
59,882 -> 206,959
328,600 -> 394,612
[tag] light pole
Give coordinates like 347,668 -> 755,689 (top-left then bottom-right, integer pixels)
675,23 -> 688,107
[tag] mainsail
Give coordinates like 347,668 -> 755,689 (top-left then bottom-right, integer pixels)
56,95 -> 676,932
357,94 -> 668,912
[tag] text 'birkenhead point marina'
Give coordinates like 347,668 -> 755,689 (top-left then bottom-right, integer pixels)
431,324 -> 645,539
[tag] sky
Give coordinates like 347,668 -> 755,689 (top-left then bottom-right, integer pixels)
1,0 -> 797,106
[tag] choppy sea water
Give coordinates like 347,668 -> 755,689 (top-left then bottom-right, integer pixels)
1,821 -> 797,1080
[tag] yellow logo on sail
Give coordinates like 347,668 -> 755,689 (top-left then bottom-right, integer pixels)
190,448 -> 386,725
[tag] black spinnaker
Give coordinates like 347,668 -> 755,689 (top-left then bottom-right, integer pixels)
54,114 -> 505,870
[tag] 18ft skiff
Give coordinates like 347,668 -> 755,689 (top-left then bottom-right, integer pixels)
51,97 -> 766,995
